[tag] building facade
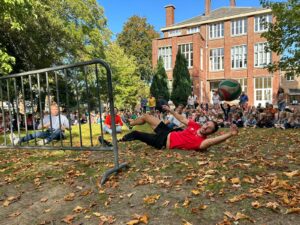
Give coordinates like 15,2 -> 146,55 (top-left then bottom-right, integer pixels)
152,0 -> 281,106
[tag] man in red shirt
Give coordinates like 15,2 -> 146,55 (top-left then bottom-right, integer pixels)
103,107 -> 123,135
119,105 -> 238,151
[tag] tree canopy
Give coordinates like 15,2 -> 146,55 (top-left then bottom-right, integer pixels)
117,15 -> 160,82
0,0 -> 111,75
260,0 -> 300,76
105,42 -> 148,109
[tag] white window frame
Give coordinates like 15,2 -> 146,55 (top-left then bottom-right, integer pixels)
158,46 -> 172,70
231,45 -> 247,69
231,18 -> 247,36
254,77 -> 272,106
236,78 -> 248,93
178,43 -> 193,68
168,29 -> 182,37
209,22 -> 224,39
255,14 -> 272,32
254,42 -> 272,67
286,74 -> 295,81
187,26 -> 200,34
209,48 -> 224,71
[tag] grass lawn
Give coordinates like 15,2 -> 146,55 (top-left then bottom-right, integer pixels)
0,125 -> 299,225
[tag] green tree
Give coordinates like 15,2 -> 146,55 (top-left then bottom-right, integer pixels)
0,0 -> 111,74
105,42 -> 147,109
171,51 -> 192,106
0,0 -> 36,74
260,0 -> 300,76
117,15 -> 160,82
150,57 -> 169,100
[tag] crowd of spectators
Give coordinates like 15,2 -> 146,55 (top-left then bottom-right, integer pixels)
1,89 -> 300,135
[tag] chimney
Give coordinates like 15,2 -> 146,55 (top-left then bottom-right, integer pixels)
230,0 -> 236,7
205,0 -> 211,16
165,5 -> 175,27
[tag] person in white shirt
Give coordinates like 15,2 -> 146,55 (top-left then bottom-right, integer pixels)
10,104 -> 70,145
187,92 -> 198,109
212,91 -> 220,106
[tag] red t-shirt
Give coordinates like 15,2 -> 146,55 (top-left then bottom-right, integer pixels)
169,120 -> 206,151
104,115 -> 123,127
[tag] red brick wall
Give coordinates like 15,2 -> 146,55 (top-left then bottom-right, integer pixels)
153,14 -> 280,106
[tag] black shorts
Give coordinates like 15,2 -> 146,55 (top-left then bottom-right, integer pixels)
121,122 -> 174,149
152,122 -> 173,149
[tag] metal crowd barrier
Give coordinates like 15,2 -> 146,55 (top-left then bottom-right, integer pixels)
0,59 -> 128,184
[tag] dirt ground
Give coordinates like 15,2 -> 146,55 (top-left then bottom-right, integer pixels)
0,128 -> 299,225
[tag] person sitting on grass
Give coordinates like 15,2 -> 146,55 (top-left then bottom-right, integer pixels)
10,103 -> 70,145
102,107 -> 123,134
114,105 -> 238,151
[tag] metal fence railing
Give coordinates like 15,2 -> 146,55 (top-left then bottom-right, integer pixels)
0,59 -> 128,184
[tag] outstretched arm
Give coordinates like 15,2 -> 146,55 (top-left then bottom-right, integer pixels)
199,124 -> 238,150
162,105 -> 189,126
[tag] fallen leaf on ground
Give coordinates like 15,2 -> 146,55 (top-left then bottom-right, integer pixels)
286,208 -> 300,214
64,193 -> 75,201
93,212 -> 101,217
143,194 -> 160,204
191,190 -> 201,196
182,219 -> 193,225
8,211 -> 21,217
266,202 -> 279,210
183,198 -> 190,208
40,198 -> 48,203
162,200 -> 170,207
199,204 -> 208,210
127,214 -> 149,225
230,177 -> 240,184
73,206 -> 83,213
283,170 -> 299,178
251,201 -> 261,209
62,215 -> 75,224
228,194 -> 248,203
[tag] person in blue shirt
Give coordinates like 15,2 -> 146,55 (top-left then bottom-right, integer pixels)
239,92 -> 249,110
10,103 -> 70,145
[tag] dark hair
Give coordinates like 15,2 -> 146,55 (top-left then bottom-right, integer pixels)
211,121 -> 219,133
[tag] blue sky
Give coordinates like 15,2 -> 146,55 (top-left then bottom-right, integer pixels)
98,0 -> 266,38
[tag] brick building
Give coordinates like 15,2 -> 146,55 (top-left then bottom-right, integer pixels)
152,0 -> 281,106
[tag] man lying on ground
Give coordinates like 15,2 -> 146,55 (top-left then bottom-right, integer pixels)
100,105 -> 238,151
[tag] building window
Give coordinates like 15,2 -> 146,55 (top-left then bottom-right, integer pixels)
286,74 -> 295,81
209,23 -> 224,39
254,42 -> 271,67
179,43 -> 193,68
187,26 -> 200,34
231,45 -> 247,69
236,78 -> 248,93
158,46 -> 172,70
168,29 -> 182,37
210,48 -> 224,71
231,18 -> 247,36
200,48 -> 203,71
255,14 -> 272,32
255,77 -> 272,105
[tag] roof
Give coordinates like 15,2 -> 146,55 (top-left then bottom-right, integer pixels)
161,7 -> 271,31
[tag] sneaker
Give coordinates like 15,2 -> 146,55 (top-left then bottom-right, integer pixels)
10,133 -> 20,145
37,139 -> 49,146
98,136 -> 113,147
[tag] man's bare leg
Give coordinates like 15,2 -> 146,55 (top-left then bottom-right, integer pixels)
129,114 -> 161,130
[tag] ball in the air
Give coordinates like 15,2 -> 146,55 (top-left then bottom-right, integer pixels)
218,79 -> 242,101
